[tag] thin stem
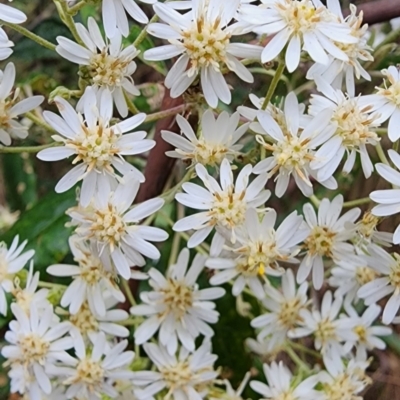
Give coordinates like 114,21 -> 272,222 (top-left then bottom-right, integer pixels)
375,27 -> 400,51
285,343 -> 311,372
54,0 -> 84,46
161,167 -> 195,203
1,21 -> 56,51
67,0 -> 86,14
133,15 -> 159,48
289,341 -> 321,359
168,204 -> 185,266
145,104 -> 192,124
261,62 -> 286,110
0,143 -> 57,154
121,279 -> 136,307
124,90 -> 141,115
343,197 -> 371,208
375,142 -> 390,165
310,195 -> 321,208
38,281 -> 66,289
248,67 -> 292,92
26,112 -> 56,133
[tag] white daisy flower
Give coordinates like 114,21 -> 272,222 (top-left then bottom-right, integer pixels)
370,149 -> 400,244
251,270 -> 309,349
298,195 -> 360,290
132,340 -> 219,400
174,158 -> 270,248
210,373 -> 251,400
47,236 -> 125,317
289,291 -> 357,366
306,2 -> 373,97
66,298 -> 130,340
144,0 -> 263,108
0,235 -> 35,316
0,62 -> 44,146
102,0 -> 156,37
57,331 -> 135,400
245,336 -> 281,358
0,3 -> 27,60
206,208 -> 308,299
131,248 -> 225,355
2,303 -> 73,400
242,0 -> 357,72
55,17 -> 140,117
344,304 -> 392,360
357,245 -> 400,325
309,79 -> 380,180
12,261 -> 49,314
237,93 -> 265,122
37,88 -> 154,207
250,361 -> 320,400
329,253 -> 379,306
162,110 -> 248,167
67,175 -> 168,280
253,92 -> 337,197
318,356 -> 371,400
359,66 -> 400,142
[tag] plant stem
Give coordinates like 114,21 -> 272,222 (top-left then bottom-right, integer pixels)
38,281 -> 67,289
145,104 -> 192,124
343,197 -> 371,208
121,279 -> 136,307
285,343 -> 311,372
375,142 -> 390,165
26,112 -> 56,133
0,143 -> 57,154
133,14 -> 159,48
54,0 -> 84,46
375,27 -> 400,51
67,0 -> 86,14
289,341 -> 321,358
124,91 -> 141,115
1,21 -> 56,51
161,167 -> 194,203
261,62 -> 286,110
310,195 -> 321,207
168,204 -> 185,266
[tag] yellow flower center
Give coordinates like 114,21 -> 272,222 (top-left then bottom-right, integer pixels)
276,0 -> 326,35
209,188 -> 247,230
323,371 -> 371,400
19,333 -> 50,365
159,279 -> 193,320
180,17 -> 231,75
304,226 -> 336,258
65,358 -> 105,391
69,302 -> 99,334
277,297 -> 304,329
355,266 -> 377,286
86,203 -> 127,252
357,212 -> 380,240
332,99 -> 379,149
89,51 -> 133,88
66,123 -> 119,172
315,318 -> 336,345
388,254 -> 400,290
353,325 -> 368,344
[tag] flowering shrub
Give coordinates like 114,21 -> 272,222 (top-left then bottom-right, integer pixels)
1,0 -> 400,399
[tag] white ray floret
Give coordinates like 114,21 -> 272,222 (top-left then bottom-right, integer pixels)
344,304 -> 392,360
102,0 -> 156,37
56,331 -> 135,400
55,17 -> 140,117
289,291 -> 357,366
359,66 -> 400,142
250,361 -> 320,400
309,79 -> 380,180
131,248 -> 225,354
67,175 -> 168,280
162,110 -> 248,167
0,235 -> 35,316
174,158 -> 270,248
299,195 -> 360,290
358,245 -> 400,325
241,0 -> 357,72
306,1 -> 373,97
206,208 -> 308,299
370,149 -> 400,244
37,88 -> 154,206
253,92 -> 337,197
0,3 -> 27,60
145,0 -> 263,108
47,237 -> 125,317
132,341 -> 219,400
0,63 -> 44,146
2,303 -> 73,400
251,270 -> 309,350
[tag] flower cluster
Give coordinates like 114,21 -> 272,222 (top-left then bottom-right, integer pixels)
1,0 -> 400,399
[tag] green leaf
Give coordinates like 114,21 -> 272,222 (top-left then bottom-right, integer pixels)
0,189 -> 77,272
